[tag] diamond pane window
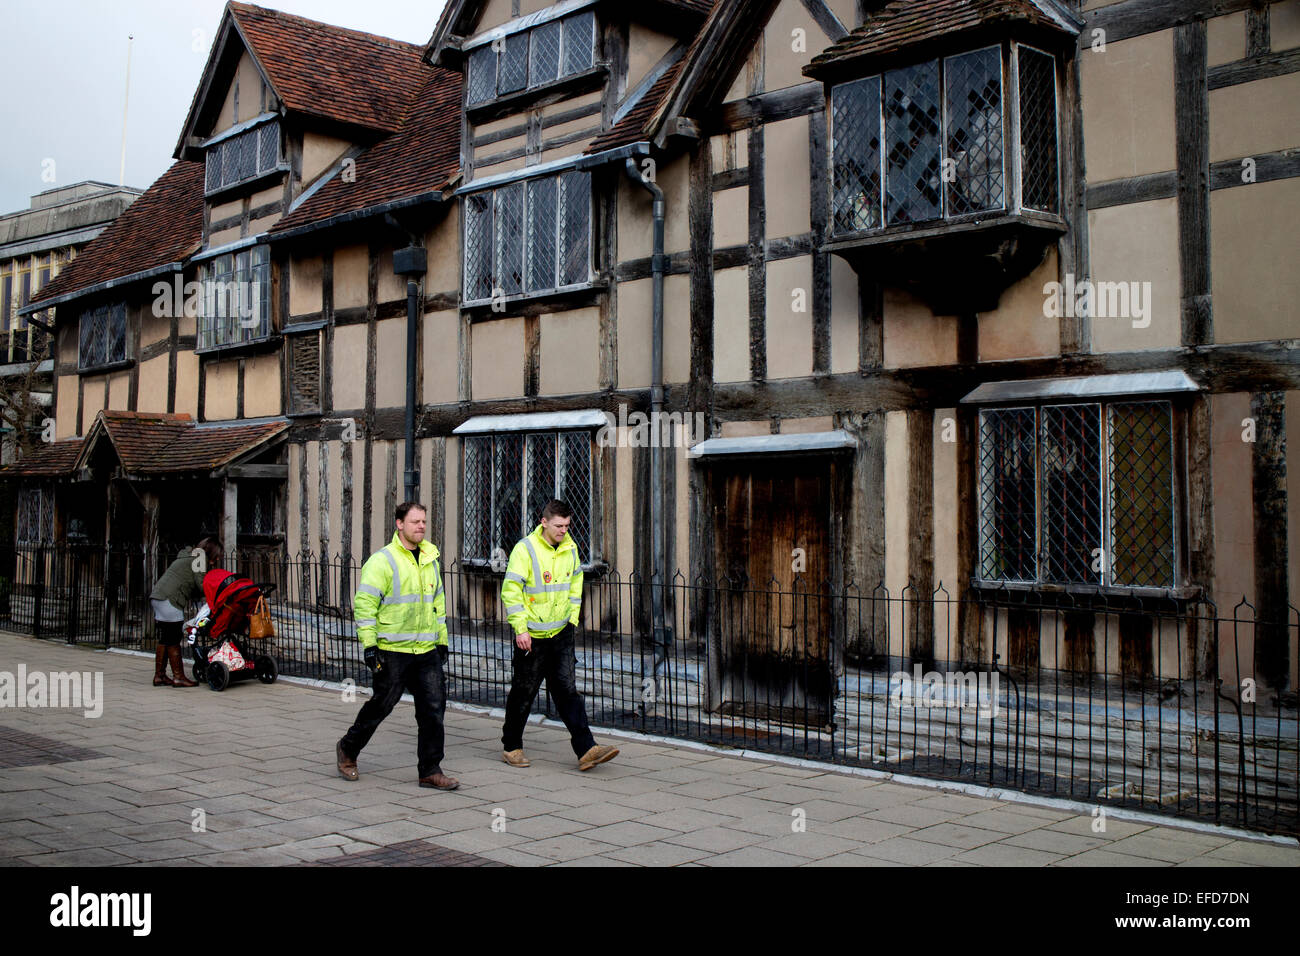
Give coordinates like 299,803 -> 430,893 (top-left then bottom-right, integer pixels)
884,61 -> 942,224
530,20 -> 561,86
1019,46 -> 1059,213
17,487 -> 54,545
462,437 -> 492,560
463,171 -> 591,304
77,302 -> 128,370
467,45 -> 496,105
1040,404 -> 1102,585
831,76 -> 882,232
198,245 -> 272,350
562,11 -> 595,75
829,45 -> 1058,235
978,407 -> 1038,581
499,32 -> 529,94
558,170 -> 591,287
526,176 -> 558,293
977,400 -> 1178,589
944,47 -> 1004,215
462,430 -> 597,562
494,183 -> 525,296
205,121 -> 282,194
1108,403 -> 1175,588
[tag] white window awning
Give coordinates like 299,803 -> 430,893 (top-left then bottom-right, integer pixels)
960,370 -> 1200,405
453,409 -> 608,434
686,430 -> 857,459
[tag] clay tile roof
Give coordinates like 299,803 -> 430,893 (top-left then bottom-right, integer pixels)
806,0 -> 1072,76
94,411 -> 288,475
31,161 -> 204,309
587,59 -> 685,154
230,2 -> 425,134
273,65 -> 463,234
0,439 -> 86,477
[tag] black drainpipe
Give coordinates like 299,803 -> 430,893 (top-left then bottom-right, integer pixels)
393,243 -> 427,504
625,158 -> 669,682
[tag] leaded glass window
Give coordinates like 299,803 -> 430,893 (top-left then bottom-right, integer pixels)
463,10 -> 598,106
198,245 -> 272,350
977,400 -> 1176,589
205,121 -> 281,194
78,301 -> 128,370
462,171 -> 591,305
463,430 -> 595,562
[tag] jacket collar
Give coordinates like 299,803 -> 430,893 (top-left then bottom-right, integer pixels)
389,531 -> 439,563
530,525 -> 574,554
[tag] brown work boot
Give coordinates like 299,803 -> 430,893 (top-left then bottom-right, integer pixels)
152,645 -> 173,686
578,745 -> 619,771
502,749 -> 531,768
167,646 -> 198,687
336,740 -> 359,781
418,771 -> 460,790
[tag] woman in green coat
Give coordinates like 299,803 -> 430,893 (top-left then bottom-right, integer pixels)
149,538 -> 223,686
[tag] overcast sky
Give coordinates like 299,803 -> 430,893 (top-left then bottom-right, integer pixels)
0,0 -> 447,214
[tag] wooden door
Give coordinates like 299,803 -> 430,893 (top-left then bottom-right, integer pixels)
711,459 -> 834,726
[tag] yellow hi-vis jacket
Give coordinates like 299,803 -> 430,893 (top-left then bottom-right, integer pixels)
501,525 -> 582,639
354,532 -> 448,653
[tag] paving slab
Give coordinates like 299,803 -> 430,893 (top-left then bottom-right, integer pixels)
2,629 -> 1293,870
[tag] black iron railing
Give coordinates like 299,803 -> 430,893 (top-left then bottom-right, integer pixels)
1,544 -> 1295,836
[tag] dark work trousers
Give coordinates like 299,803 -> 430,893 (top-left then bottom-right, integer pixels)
341,647 -> 447,778
501,624 -> 596,757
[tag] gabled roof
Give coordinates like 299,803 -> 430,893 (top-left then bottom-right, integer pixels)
805,0 -> 1079,79
0,438 -> 85,477
587,56 -> 686,154
272,65 -> 463,237
645,0 -> 781,147
176,2 -> 426,160
76,411 -> 289,476
28,161 -> 204,312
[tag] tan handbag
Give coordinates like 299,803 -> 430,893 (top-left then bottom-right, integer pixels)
249,595 -> 275,640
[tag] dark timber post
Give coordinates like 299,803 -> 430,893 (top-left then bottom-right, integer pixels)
394,245 -> 427,504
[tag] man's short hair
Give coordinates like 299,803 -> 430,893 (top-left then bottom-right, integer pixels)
541,499 -> 572,520
395,501 -> 427,522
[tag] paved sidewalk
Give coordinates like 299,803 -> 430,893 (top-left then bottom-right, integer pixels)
1,632 -> 1296,867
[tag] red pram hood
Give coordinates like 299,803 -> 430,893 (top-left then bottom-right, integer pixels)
202,570 -> 263,638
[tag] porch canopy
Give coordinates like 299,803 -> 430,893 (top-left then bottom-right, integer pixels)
686,430 -> 857,459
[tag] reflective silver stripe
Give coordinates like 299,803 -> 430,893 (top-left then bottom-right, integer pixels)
435,617 -> 446,629
504,571 -> 525,584
356,618 -> 377,626
525,581 -> 571,594
505,604 -> 525,614
382,594 -> 423,605
378,633 -> 438,643
522,537 -> 544,591
569,597 -> 581,604
526,619 -> 570,631
357,583 -> 384,598
381,548 -> 403,598
432,584 -> 444,600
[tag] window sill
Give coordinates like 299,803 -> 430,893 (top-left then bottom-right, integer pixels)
194,334 -> 280,357
77,359 -> 133,377
466,65 -> 609,123
462,281 -> 606,320
970,579 -> 1202,610
204,165 -> 290,201
823,212 -> 1066,315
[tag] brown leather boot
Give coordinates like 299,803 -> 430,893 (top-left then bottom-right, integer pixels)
167,645 -> 198,687
152,645 -> 173,686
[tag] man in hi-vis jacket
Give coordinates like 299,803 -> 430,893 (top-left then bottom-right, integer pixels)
336,501 -> 459,791
500,499 -> 618,771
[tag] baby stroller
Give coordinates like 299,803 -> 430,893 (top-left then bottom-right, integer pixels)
185,570 -> 278,692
